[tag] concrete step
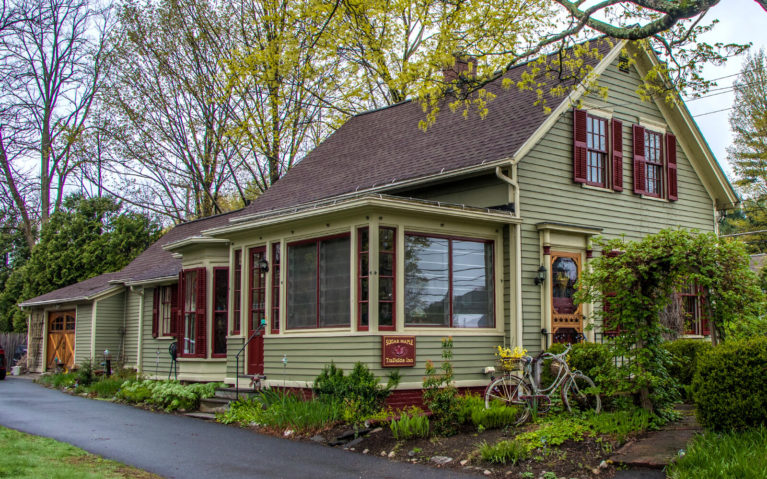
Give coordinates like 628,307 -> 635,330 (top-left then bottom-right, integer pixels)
185,412 -> 217,421
199,397 -> 231,414
214,387 -> 262,400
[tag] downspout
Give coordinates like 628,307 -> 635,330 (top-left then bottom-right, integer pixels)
131,286 -> 145,374
496,161 -> 524,347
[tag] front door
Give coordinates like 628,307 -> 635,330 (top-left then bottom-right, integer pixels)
550,252 -> 583,343
248,247 -> 266,375
47,311 -> 75,370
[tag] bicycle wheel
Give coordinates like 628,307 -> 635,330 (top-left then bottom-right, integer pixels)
563,373 -> 601,414
484,375 -> 532,425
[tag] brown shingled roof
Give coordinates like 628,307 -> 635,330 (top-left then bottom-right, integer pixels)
19,272 -> 124,307
236,39 -> 615,218
20,40 -> 616,307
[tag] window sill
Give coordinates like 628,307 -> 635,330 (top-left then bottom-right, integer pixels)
154,336 -> 176,340
641,194 -> 668,203
177,357 -> 227,362
581,184 -> 615,193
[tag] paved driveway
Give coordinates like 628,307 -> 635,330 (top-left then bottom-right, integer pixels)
0,378 -> 479,479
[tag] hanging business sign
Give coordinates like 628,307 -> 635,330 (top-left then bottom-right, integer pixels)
381,336 -> 416,367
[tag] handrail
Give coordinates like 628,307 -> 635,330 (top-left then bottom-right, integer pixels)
234,320 -> 266,400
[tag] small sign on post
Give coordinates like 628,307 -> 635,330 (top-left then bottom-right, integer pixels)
381,336 -> 416,367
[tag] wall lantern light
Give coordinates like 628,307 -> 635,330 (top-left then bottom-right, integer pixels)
534,265 -> 546,286
258,258 -> 269,273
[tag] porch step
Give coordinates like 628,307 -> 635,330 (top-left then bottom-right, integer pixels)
199,397 -> 231,414
214,387 -> 262,400
185,412 -> 217,421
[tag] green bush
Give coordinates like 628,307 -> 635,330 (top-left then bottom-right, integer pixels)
390,408 -> 429,440
313,362 -> 399,420
249,389 -> 341,433
115,380 -> 221,412
663,339 -> 712,399
75,359 -> 95,387
38,372 -> 76,389
478,439 -> 529,465
543,342 -> 630,409
87,377 -> 124,398
458,394 -> 521,430
692,337 -> 767,431
217,398 -> 265,425
423,338 -> 460,436
667,426 -> 767,478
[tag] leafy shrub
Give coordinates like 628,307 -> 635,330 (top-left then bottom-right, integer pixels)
217,398 -> 264,425
313,362 -> 399,421
254,390 -> 341,433
544,342 -> 629,409
663,339 -> 712,399
667,426 -> 767,478
390,408 -> 429,440
583,408 -> 656,442
692,337 -> 767,431
515,417 -> 588,448
471,404 -> 522,430
116,380 -> 153,403
423,338 -> 461,436
87,377 -> 124,398
479,439 -> 529,465
115,380 -> 221,412
458,393 -> 521,430
38,372 -> 76,389
76,359 -> 95,387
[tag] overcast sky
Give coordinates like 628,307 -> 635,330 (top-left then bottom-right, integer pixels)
685,0 -> 767,179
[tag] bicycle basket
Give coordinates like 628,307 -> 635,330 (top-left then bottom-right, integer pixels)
496,357 -> 526,371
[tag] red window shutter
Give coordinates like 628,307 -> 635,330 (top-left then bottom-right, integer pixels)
611,119 -> 623,191
196,267 -> 207,358
170,284 -> 178,337
573,109 -> 588,184
699,288 -> 710,335
666,133 -> 678,201
632,125 -> 646,195
151,289 -> 159,338
174,272 -> 183,342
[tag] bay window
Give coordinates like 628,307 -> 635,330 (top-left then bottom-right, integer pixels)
287,235 -> 350,329
404,234 -> 494,328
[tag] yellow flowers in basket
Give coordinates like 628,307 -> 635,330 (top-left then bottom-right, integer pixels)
495,345 -> 528,371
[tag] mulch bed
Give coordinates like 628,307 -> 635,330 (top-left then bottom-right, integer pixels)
305,421 -> 625,479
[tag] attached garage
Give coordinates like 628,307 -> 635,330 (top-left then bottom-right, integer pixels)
20,272 -> 126,373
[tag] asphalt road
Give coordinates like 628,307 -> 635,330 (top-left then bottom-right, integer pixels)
0,377 -> 480,479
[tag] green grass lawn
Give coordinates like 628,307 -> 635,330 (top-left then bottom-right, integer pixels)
0,426 -> 161,479
667,426 -> 767,479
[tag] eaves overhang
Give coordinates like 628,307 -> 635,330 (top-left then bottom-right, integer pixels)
206,194 -> 522,237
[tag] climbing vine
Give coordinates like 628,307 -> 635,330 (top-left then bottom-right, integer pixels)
576,229 -> 764,413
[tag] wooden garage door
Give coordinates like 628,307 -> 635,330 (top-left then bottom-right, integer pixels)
47,311 -> 75,370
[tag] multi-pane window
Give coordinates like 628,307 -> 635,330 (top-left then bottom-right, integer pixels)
212,268 -> 228,357
378,227 -> 396,330
357,227 -> 396,331
404,234 -> 494,328
644,130 -> 663,196
271,243 -> 281,333
159,286 -> 173,336
358,228 -> 370,330
249,248 -> 267,334
586,115 -> 608,187
678,283 -> 709,336
287,235 -> 350,329
182,269 -> 199,355
232,250 -> 242,334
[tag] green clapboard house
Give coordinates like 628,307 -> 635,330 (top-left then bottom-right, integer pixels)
21,39 -> 737,402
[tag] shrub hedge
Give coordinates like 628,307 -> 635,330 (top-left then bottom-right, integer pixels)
692,336 -> 767,431
663,339 -> 712,399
